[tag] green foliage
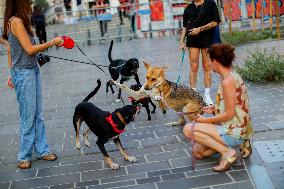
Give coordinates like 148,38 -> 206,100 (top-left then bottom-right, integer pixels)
222,30 -> 277,46
33,0 -> 49,11
236,48 -> 284,83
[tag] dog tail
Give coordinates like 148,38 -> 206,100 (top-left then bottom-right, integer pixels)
108,40 -> 114,63
82,79 -> 101,102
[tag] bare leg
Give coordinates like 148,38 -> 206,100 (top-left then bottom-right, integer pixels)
193,143 -> 217,159
189,47 -> 200,89
183,123 -> 232,156
201,48 -> 211,88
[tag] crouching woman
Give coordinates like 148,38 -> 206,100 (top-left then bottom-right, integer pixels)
183,43 -> 253,172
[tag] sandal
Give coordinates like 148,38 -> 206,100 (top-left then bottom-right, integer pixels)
212,150 -> 238,172
40,153 -> 57,161
17,161 -> 31,169
239,139 -> 252,159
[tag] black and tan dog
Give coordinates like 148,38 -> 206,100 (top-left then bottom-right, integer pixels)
73,79 -> 139,169
106,40 -> 141,102
129,84 -> 157,121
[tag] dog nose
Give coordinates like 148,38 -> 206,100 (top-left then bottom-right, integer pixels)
144,86 -> 149,90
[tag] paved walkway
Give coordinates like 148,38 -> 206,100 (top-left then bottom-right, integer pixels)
0,38 -> 283,189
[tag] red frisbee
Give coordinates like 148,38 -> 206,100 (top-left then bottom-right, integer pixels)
60,36 -> 75,49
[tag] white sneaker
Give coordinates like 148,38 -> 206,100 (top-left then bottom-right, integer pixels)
116,99 -> 121,103
204,94 -> 213,105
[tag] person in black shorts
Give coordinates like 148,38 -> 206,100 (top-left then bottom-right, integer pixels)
179,0 -> 220,106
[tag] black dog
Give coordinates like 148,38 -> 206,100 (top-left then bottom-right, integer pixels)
129,84 -> 156,121
106,40 -> 141,102
73,79 -> 140,169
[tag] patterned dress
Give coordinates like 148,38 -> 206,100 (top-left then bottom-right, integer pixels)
215,71 -> 253,140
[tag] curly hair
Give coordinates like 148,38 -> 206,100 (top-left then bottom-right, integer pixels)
207,44 -> 235,68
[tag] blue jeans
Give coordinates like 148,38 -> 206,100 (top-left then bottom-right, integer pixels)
10,65 -> 50,161
216,126 -> 244,148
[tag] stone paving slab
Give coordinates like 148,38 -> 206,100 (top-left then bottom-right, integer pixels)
1,37 -> 284,189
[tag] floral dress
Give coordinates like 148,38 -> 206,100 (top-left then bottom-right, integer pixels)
215,71 -> 253,140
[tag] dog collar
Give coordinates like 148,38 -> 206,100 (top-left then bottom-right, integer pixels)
106,114 -> 125,134
116,112 -> 126,126
128,96 -> 147,103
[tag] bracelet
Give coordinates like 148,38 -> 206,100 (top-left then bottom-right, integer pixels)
50,40 -> 54,47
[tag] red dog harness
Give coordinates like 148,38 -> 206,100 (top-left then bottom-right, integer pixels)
105,114 -> 125,134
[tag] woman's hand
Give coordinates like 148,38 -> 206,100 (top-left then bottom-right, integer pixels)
202,105 -> 215,114
189,27 -> 201,36
7,76 -> 14,89
195,115 -> 207,123
51,37 -> 64,46
179,42 -> 186,51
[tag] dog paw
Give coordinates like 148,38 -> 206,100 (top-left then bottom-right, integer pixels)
125,156 -> 138,163
154,95 -> 163,101
108,162 -> 120,170
162,110 -> 167,114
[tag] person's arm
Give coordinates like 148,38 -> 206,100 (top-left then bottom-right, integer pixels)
179,7 -> 188,50
197,76 -> 236,123
11,18 -> 62,56
199,21 -> 218,32
189,1 -> 221,36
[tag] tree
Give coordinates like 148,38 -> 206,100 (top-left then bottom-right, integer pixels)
33,0 -> 49,12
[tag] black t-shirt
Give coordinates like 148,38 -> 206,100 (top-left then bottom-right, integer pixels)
183,0 -> 220,48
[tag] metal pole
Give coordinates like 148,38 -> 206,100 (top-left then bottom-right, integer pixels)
261,0 -> 264,31
269,0 -> 273,30
275,0 -> 280,39
229,0 -> 232,35
252,0 -> 256,31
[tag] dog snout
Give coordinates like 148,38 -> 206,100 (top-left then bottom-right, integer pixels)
144,85 -> 150,90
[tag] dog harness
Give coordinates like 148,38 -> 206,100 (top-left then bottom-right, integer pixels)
105,114 -> 125,134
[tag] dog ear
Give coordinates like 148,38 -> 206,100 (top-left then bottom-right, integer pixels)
143,61 -> 150,69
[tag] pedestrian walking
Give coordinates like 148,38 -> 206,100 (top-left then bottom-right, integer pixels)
94,0 -> 110,37
32,5 -> 47,44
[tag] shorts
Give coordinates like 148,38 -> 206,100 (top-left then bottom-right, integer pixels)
216,126 -> 244,148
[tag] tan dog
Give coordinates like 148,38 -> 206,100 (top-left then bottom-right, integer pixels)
112,62 -> 206,126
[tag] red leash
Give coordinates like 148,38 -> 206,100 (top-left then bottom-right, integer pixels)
190,116 -> 199,171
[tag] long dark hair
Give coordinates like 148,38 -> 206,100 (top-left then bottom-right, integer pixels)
2,0 -> 33,40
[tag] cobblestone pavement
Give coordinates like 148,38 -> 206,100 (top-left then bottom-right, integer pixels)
0,38 -> 283,189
